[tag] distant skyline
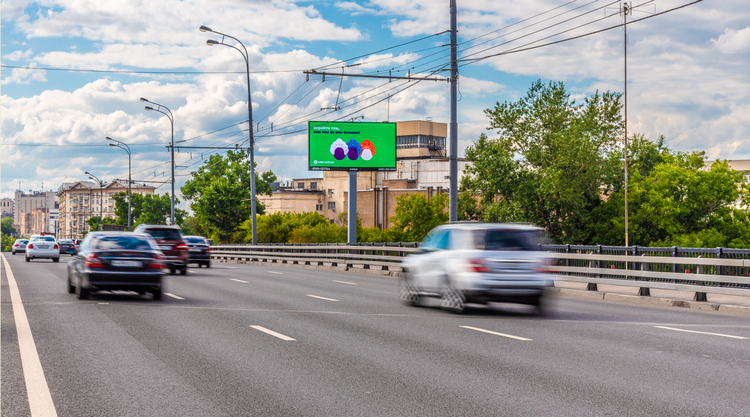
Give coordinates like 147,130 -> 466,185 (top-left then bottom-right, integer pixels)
3,0 -> 749,207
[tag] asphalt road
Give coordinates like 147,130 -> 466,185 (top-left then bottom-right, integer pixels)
3,254 -> 750,416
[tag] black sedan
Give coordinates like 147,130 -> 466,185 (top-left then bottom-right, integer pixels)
58,239 -> 76,255
184,235 -> 211,268
67,232 -> 166,300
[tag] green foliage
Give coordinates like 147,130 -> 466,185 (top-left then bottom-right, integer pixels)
113,192 -> 184,228
238,212 -> 345,244
86,216 -> 118,232
589,155 -> 750,247
180,150 -> 277,243
387,193 -> 448,242
463,79 -> 623,243
1,217 -> 16,236
1,234 -> 15,252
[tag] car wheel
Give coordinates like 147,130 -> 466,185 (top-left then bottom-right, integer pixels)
205,261 -> 211,269
441,284 -> 466,314
75,283 -> 89,300
151,289 -> 162,301
52,257 -> 60,263
531,295 -> 547,316
169,268 -> 175,274
180,266 -> 187,276
12,251 -> 15,255
66,271 -> 75,294
399,275 -> 421,306
25,256 -> 30,262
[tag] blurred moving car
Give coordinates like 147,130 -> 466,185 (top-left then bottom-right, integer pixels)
26,234 -> 60,262
11,239 -> 29,255
67,232 -> 166,300
400,223 -> 551,314
183,236 -> 211,268
133,225 -> 189,275
58,239 -> 77,255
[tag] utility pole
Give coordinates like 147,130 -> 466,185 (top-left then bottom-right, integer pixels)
449,0 -> 458,223
623,1 -> 629,248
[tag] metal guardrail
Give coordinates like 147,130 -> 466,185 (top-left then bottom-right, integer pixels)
211,243 -> 750,300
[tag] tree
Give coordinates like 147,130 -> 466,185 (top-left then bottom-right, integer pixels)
86,216 -> 118,232
387,193 -> 448,242
1,217 -> 16,236
181,150 -> 277,243
463,80 -> 623,243
113,192 -> 184,227
238,212 -> 344,244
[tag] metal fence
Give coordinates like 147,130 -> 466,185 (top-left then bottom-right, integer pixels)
211,243 -> 750,300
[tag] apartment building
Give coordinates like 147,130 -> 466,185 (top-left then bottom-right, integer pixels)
1,198 -> 13,219
58,180 -> 156,239
258,120 -> 470,229
13,190 -> 57,236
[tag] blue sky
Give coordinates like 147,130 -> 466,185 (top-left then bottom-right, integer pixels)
3,0 -> 749,207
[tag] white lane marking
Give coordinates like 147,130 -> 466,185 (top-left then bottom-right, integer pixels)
250,325 -> 296,341
307,294 -> 339,302
460,326 -> 532,341
267,271 -> 284,275
1,254 -> 59,416
98,303 -> 109,305
333,280 -> 358,285
165,293 -> 185,300
230,278 -> 249,283
654,326 -> 748,340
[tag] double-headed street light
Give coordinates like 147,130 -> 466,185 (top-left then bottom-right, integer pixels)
141,98 -> 176,226
85,171 -> 104,231
106,137 -> 132,231
200,25 -> 258,245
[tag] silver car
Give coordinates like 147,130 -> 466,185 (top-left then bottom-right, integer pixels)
12,239 -> 29,255
26,234 -> 61,262
400,223 -> 551,314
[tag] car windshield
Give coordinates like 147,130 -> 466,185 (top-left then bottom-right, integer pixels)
59,239 -> 74,244
18,239 -> 28,244
184,237 -> 205,244
474,229 -> 538,251
144,229 -> 182,240
90,235 -> 154,251
32,236 -> 56,242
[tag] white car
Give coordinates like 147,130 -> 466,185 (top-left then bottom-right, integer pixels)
12,239 -> 29,255
400,223 -> 551,314
26,234 -> 61,262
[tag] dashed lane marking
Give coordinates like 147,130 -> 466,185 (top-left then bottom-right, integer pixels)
165,293 -> 185,300
333,280 -> 358,285
250,325 -> 296,341
460,326 -> 532,341
2,254 -> 59,416
307,294 -> 339,302
230,278 -> 249,283
267,271 -> 284,275
654,326 -> 748,339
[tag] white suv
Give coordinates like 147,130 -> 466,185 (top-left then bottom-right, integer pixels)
26,234 -> 61,262
400,223 -> 551,313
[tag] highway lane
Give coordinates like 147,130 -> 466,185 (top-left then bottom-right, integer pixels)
3,254 -> 750,416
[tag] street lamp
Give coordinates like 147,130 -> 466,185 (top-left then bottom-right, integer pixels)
85,171 -> 104,231
106,137 -> 132,231
141,97 -> 175,225
200,24 -> 258,245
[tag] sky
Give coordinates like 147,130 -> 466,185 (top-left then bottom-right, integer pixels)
2,0 -> 749,208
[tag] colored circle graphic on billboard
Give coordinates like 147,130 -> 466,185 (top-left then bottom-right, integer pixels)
309,121 -> 396,171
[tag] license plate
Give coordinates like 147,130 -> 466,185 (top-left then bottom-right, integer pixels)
38,245 -> 49,249
189,249 -> 201,252
158,246 -> 172,250
111,260 -> 142,267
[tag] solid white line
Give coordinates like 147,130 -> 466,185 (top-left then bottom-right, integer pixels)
164,293 -> 185,300
333,280 -> 358,285
250,325 -> 296,341
267,271 -> 284,275
654,326 -> 748,340
307,294 -> 339,302
460,326 -> 532,341
2,254 -> 59,416
230,278 -> 248,283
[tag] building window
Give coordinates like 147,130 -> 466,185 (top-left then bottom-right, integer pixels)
298,182 -> 304,189
328,202 -> 335,211
310,182 -> 317,190
316,204 -> 323,211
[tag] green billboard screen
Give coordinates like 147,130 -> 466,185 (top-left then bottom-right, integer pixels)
308,121 -> 397,171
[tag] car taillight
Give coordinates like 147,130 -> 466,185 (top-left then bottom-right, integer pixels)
84,254 -> 104,268
205,247 -> 211,252
467,259 -> 492,273
54,244 -> 59,249
175,244 -> 188,251
27,244 -> 34,249
148,254 -> 165,269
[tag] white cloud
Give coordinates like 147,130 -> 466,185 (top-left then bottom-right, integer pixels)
713,27 -> 750,54
3,48 -> 34,61
1,63 -> 47,85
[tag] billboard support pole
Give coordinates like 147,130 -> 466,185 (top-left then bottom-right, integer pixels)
348,171 -> 357,244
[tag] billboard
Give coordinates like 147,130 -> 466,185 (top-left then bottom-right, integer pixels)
308,121 -> 396,171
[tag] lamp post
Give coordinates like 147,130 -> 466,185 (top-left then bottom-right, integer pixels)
141,98 -> 175,226
85,172 -> 104,231
200,25 -> 258,245
106,137 -> 132,231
